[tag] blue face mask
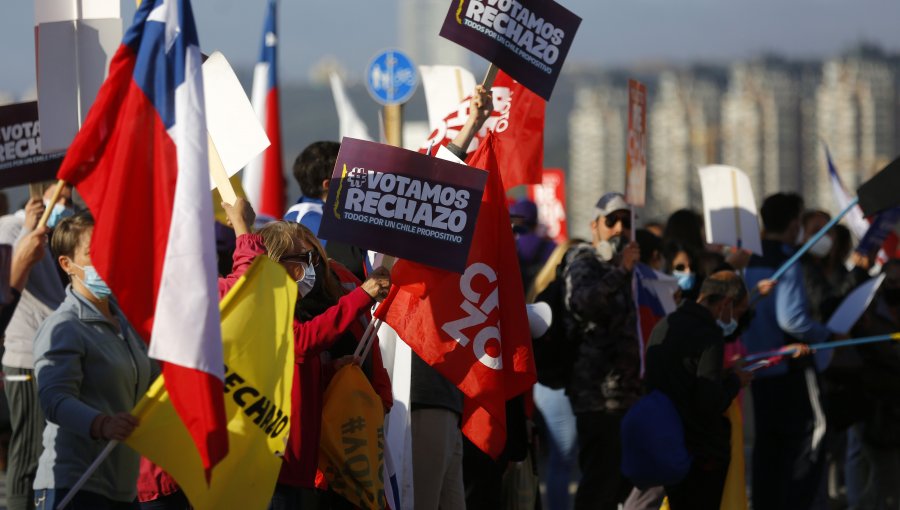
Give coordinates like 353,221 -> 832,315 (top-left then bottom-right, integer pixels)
45,203 -> 74,229
296,262 -> 316,298
717,318 -> 738,337
672,270 -> 695,291
70,262 -> 112,300
717,303 -> 738,336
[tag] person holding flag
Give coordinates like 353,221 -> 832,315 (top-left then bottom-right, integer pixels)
33,212 -> 157,509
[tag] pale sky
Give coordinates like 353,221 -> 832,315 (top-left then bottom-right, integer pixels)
2,0 -> 900,97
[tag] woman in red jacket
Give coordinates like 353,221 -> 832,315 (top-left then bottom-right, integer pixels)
138,199 -> 392,510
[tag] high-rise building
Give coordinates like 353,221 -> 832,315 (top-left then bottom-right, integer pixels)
647,70 -> 724,220
721,58 -> 805,203
816,46 -> 897,213
398,0 -> 470,69
567,82 -> 627,240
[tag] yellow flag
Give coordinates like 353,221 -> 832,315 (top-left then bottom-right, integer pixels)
659,400 -> 748,510
125,258 -> 296,510
319,365 -> 386,510
719,400 -> 748,510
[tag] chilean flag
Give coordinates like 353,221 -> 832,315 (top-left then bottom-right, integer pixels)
243,0 -> 285,220
633,264 -> 678,376
56,0 -> 228,474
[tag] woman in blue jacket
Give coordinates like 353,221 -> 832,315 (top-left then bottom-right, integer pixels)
32,212 -> 156,509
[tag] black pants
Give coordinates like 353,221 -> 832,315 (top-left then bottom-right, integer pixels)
665,458 -> 728,510
751,368 -> 826,510
574,411 -> 632,510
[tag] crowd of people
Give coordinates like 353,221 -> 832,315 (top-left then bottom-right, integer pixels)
0,86 -> 894,510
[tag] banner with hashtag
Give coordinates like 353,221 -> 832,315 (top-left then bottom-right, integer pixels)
319,365 -> 386,510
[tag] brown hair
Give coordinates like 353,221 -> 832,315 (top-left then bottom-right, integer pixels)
257,221 -> 344,302
698,270 -> 747,306
50,211 -> 94,260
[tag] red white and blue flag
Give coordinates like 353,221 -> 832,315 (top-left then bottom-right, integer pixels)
243,0 -> 285,220
633,263 -> 678,376
56,0 -> 228,474
826,145 -> 870,240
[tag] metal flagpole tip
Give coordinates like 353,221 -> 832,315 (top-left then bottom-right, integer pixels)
526,302 -> 553,338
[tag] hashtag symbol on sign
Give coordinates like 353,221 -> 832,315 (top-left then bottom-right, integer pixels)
342,416 -> 366,435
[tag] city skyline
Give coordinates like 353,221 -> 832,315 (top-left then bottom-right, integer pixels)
568,45 -> 900,230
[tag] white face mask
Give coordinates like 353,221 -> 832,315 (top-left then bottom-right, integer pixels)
808,235 -> 833,258
296,262 -> 316,298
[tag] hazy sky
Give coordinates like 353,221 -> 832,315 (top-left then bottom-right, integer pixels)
2,0 -> 900,97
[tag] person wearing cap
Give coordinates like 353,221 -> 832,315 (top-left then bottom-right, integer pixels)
563,192 -> 641,510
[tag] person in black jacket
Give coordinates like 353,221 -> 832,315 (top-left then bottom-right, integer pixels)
644,271 -> 753,510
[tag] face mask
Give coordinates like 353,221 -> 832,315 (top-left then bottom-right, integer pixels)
672,270 -> 695,291
296,262 -> 316,298
717,318 -> 738,337
596,235 -> 627,261
717,303 -> 737,336
883,287 -> 900,307
70,262 -> 112,300
808,235 -> 833,258
45,202 -> 74,229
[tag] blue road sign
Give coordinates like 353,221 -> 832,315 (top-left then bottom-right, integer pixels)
366,49 -> 418,106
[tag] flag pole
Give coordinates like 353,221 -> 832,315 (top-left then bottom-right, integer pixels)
744,332 -> 900,364
36,179 -> 68,230
482,63 -> 499,89
55,384 -> 158,509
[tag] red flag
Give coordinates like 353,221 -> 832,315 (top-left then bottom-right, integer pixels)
56,0 -> 227,474
421,71 -> 545,189
378,133 -> 537,458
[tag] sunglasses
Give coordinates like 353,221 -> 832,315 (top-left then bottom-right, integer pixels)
604,213 -> 631,229
280,251 -> 317,266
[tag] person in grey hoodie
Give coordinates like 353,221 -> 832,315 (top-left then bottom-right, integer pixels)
32,212 -> 155,509
0,184 -> 71,510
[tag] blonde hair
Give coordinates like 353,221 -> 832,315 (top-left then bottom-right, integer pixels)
526,238 -> 585,303
257,221 -> 344,302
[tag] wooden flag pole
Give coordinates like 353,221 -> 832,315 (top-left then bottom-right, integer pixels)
36,179 -> 67,230
482,63 -> 499,89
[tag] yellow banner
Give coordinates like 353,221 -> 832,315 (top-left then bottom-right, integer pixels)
319,365 -> 386,510
125,258 -> 297,510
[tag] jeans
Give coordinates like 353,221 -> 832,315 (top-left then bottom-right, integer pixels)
34,489 -> 139,510
534,384 -> 577,510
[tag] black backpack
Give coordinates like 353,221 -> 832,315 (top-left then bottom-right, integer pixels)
531,253 -> 581,390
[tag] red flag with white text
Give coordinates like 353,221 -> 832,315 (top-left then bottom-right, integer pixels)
378,133 -> 537,458
421,71 -> 544,190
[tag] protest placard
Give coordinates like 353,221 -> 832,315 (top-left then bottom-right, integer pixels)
202,52 -> 270,195
625,80 -> 647,207
827,274 -> 885,335
699,165 -> 763,255
0,102 -> 66,188
35,0 -> 121,152
527,168 -> 567,243
319,138 -> 487,273
439,0 -> 581,100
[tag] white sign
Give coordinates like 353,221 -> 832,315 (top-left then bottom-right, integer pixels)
827,274 -> 885,334
202,52 -> 270,190
699,165 -> 763,255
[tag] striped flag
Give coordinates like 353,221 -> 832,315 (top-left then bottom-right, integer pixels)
243,0 -> 285,220
56,0 -> 228,474
826,145 -> 869,240
633,264 -> 678,376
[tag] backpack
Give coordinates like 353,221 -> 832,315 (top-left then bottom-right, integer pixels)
531,254 -> 580,390
620,390 -> 693,489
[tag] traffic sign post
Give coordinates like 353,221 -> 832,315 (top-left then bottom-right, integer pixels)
366,49 -> 418,148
